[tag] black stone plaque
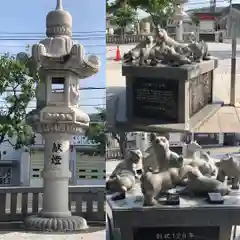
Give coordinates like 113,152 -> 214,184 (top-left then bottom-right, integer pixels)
132,78 -> 179,123
133,226 -> 219,240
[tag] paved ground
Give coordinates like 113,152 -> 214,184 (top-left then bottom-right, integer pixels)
107,42 -> 240,132
0,230 -> 106,240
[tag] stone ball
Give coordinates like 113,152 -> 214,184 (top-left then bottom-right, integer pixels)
46,9 -> 72,32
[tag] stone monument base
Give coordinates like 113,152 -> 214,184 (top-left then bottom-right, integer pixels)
24,215 -> 88,232
114,101 -> 222,132
106,186 -> 240,240
121,59 -> 221,132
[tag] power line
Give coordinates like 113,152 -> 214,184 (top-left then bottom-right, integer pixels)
0,34 -> 105,38
0,31 -> 106,35
0,52 -> 106,56
0,87 -> 106,93
0,44 -> 106,48
0,36 -> 105,41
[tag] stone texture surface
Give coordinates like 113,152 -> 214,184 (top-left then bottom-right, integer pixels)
24,215 -> 88,232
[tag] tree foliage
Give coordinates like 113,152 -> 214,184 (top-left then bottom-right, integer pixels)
190,14 -> 200,26
86,108 -> 107,156
109,4 -> 137,34
112,0 -> 175,29
0,54 -> 37,149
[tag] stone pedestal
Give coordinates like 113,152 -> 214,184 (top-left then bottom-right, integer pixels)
106,187 -> 240,240
24,132 -> 88,231
39,133 -> 71,218
122,58 -> 221,131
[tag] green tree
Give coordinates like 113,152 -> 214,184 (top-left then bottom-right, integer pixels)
86,108 -> 107,156
190,14 -> 200,26
117,0 -> 175,29
109,4 -> 137,35
0,54 -> 37,149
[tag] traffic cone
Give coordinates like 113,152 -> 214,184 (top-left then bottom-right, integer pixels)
115,46 -> 121,61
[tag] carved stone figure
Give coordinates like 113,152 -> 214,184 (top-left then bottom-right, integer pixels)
106,149 -> 143,193
123,36 -> 154,64
144,134 -> 183,171
140,168 -> 183,206
106,170 -> 136,193
139,134 -> 225,205
123,26 -> 211,66
187,41 -> 211,62
161,46 -> 192,66
179,171 -> 229,196
184,152 -> 217,177
140,164 -> 201,206
145,134 -> 216,177
183,141 -> 202,158
216,155 -> 240,189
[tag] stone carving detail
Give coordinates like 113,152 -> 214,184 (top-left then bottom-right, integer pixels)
36,123 -> 86,134
123,27 -> 211,66
179,171 -> 229,196
189,72 -> 212,117
70,84 -> 80,106
51,142 -> 63,165
216,155 -> 240,189
46,26 -> 71,37
140,136 -> 230,206
32,41 -> 100,79
43,112 -> 74,121
107,134 -> 236,207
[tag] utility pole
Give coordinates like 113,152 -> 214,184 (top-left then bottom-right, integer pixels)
210,0 -> 216,13
230,0 -> 237,106
228,0 -> 232,37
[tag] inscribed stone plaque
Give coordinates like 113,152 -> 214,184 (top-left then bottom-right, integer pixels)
132,78 -> 179,123
133,226 -> 219,240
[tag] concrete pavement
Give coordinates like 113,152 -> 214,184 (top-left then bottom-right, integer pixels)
0,230 -> 106,239
107,42 -> 240,132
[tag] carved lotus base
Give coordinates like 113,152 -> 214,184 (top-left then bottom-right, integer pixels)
24,215 -> 88,232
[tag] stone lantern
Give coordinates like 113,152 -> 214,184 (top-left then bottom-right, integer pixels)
25,0 -> 100,231
172,0 -> 189,41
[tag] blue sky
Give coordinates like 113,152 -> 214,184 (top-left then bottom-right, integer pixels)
0,0 -> 106,114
